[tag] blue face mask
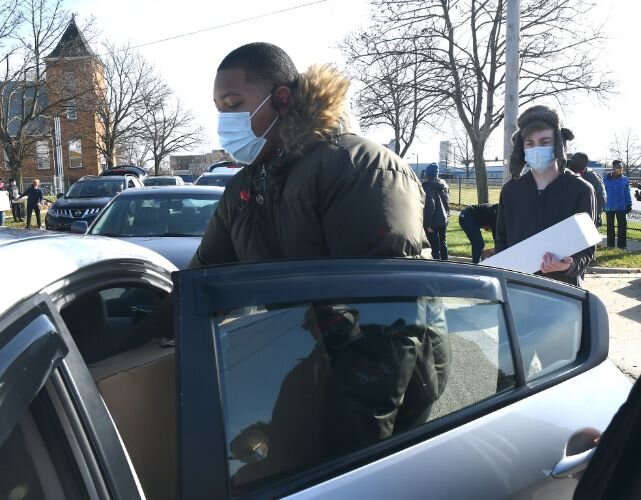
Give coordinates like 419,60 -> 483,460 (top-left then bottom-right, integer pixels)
217,94 -> 279,165
525,146 -> 555,172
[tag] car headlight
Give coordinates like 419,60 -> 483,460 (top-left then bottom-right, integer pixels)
47,208 -> 60,216
85,208 -> 101,216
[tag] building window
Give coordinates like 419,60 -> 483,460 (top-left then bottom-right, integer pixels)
66,100 -> 77,120
69,139 -> 82,168
36,141 -> 50,170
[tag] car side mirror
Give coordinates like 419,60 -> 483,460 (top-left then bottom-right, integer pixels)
56,192 -> 64,199
70,221 -> 88,234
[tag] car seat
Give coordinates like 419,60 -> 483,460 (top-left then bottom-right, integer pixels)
61,292 -> 111,364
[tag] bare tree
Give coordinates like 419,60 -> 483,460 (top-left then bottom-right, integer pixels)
0,0 -> 91,187
350,0 -> 614,202
451,123 -> 475,178
610,129 -> 641,176
139,88 -> 203,176
91,43 -> 164,169
342,27 -> 448,157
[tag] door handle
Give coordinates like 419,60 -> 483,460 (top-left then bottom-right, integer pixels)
552,447 -> 596,478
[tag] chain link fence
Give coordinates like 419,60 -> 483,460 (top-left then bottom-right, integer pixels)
446,176 -> 641,235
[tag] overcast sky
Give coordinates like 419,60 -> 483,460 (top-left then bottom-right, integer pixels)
67,0 -> 640,166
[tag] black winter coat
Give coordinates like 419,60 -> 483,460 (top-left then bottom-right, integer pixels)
495,169 -> 595,286
190,134 -> 428,266
422,178 -> 450,229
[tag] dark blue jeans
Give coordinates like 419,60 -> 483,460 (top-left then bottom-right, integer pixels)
458,212 -> 484,263
426,227 -> 448,261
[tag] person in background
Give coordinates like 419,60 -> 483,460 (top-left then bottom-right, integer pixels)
21,179 -> 44,229
496,104 -> 595,287
568,152 -> 606,227
0,179 -> 9,226
458,203 -> 499,264
422,162 -> 450,260
603,160 -> 632,250
7,179 -> 23,223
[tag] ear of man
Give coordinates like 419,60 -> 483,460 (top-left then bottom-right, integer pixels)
272,86 -> 292,116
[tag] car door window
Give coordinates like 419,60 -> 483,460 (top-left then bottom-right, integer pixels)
213,295 -> 515,494
507,283 -> 583,381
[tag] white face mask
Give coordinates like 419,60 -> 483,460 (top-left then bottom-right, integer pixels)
217,94 -> 279,165
525,146 -> 555,172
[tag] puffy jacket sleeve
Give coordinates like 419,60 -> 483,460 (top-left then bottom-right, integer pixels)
188,191 -> 238,268
625,177 -> 632,207
423,185 -> 435,229
317,144 -> 427,258
593,173 -> 607,212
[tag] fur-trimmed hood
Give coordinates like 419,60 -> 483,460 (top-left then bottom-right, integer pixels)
281,64 -> 352,158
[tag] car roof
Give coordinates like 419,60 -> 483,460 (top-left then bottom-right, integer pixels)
78,175 -> 126,182
146,175 -> 181,179
100,165 -> 148,177
112,186 -> 226,196
200,171 -> 237,177
0,231 -> 176,315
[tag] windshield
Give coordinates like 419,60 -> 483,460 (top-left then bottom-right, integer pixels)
196,174 -> 233,187
66,179 -> 124,199
90,193 -> 221,237
145,177 -> 178,186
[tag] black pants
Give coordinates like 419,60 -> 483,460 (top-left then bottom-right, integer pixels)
11,201 -> 23,221
26,203 -> 41,228
458,213 -> 484,263
606,211 -> 627,249
426,227 -> 448,260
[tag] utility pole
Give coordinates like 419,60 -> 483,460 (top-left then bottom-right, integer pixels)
503,0 -> 520,184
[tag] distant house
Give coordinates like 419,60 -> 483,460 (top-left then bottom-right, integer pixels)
0,17 -> 105,190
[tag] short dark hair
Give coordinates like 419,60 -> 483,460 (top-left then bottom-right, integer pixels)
613,159 -> 623,168
568,151 -> 589,172
218,42 -> 299,90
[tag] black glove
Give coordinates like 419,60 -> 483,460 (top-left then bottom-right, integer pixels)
626,205 -> 632,214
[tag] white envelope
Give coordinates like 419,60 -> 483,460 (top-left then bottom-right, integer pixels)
480,213 -> 601,274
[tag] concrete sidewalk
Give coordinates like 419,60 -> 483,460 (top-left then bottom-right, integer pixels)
584,273 -> 641,381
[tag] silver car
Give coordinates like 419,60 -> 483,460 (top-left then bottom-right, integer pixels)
71,186 -> 225,269
0,229 -> 631,499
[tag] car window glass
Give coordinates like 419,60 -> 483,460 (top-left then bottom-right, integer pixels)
0,388 -> 87,499
60,286 -> 165,364
91,196 -> 219,237
65,180 -> 122,198
507,284 -> 582,381
212,296 -> 514,494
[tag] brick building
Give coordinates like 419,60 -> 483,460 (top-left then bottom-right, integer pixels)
0,18 -> 104,191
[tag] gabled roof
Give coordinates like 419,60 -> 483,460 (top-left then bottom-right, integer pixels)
46,16 -> 94,59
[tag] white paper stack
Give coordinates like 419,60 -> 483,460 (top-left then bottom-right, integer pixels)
480,213 -> 601,274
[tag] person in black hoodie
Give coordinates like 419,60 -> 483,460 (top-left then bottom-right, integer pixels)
496,105 -> 595,287
458,203 -> 499,263
422,162 -> 450,260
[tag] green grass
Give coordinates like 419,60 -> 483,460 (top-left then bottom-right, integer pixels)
447,215 -> 641,268
446,216 -> 495,259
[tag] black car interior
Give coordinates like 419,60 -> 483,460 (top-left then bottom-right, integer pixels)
60,286 -> 176,500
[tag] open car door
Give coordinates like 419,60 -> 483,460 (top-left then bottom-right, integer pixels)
174,259 -> 631,500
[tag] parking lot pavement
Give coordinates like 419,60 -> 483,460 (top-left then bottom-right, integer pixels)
584,272 -> 641,381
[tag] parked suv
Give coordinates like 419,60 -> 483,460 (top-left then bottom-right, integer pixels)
45,175 -> 144,231
101,165 -> 148,180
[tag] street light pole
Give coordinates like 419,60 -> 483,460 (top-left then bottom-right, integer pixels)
503,0 -> 520,184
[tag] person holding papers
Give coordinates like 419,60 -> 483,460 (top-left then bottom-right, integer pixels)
495,105 -> 596,287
